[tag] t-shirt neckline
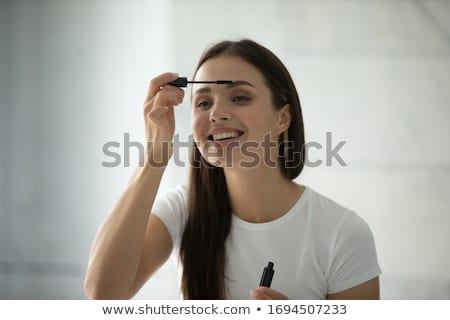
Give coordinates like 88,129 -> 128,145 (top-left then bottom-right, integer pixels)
231,186 -> 310,230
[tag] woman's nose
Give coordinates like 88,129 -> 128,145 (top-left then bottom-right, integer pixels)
209,103 -> 232,122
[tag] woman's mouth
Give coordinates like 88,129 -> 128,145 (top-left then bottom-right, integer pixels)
205,130 -> 245,150
207,130 -> 244,142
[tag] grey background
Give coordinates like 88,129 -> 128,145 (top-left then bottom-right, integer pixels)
1,0 -> 449,299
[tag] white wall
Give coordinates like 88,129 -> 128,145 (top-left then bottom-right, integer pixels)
0,0 -> 177,299
0,0 -> 7,296
1,0 -> 449,299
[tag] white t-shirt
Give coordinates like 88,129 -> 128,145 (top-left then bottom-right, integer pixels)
152,185 -> 381,299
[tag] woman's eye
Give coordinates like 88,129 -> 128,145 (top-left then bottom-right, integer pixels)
196,101 -> 211,109
232,96 -> 250,103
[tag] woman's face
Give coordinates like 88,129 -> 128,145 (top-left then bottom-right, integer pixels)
191,56 -> 290,168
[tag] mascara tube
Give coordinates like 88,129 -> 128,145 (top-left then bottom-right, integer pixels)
259,261 -> 275,287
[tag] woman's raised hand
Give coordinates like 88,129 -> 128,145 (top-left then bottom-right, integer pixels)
143,73 -> 185,165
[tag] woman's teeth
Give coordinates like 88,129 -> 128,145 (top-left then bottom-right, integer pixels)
213,131 -> 240,141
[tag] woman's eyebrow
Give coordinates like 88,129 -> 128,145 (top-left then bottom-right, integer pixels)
226,80 -> 255,89
193,80 -> 255,96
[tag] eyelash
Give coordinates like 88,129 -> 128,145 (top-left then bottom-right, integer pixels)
196,101 -> 210,109
233,96 -> 250,103
195,96 -> 251,109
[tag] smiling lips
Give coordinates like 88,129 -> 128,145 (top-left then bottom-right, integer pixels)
207,130 -> 244,142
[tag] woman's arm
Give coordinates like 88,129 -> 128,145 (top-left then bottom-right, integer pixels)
84,164 -> 169,299
84,73 -> 184,299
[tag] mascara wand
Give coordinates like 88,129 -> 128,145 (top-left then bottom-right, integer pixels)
168,77 -> 232,88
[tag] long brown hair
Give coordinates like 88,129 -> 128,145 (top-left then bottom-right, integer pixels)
180,39 -> 305,299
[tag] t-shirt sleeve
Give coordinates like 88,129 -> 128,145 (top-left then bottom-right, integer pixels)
327,212 -> 382,294
151,185 -> 188,250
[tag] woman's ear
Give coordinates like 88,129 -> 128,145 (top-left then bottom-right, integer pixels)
277,104 -> 292,134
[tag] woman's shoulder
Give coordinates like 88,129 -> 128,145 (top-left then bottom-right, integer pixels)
151,185 -> 189,247
303,186 -> 353,215
302,186 -> 365,231
155,184 -> 188,204
161,184 -> 188,198
152,184 -> 189,217
301,186 -> 376,251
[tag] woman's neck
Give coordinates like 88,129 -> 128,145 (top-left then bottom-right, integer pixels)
223,166 -> 304,223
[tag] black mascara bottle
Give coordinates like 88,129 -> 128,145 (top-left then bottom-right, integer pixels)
259,262 -> 275,287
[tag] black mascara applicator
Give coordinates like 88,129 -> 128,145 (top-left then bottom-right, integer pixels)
168,77 -> 232,88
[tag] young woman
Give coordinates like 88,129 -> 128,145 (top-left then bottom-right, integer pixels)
84,39 -> 381,300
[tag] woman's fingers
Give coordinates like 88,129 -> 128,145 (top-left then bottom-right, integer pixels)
144,88 -> 184,122
142,72 -> 185,160
145,72 -> 180,103
250,287 -> 289,300
148,88 -> 183,110
144,81 -> 184,117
